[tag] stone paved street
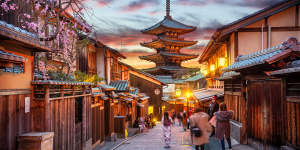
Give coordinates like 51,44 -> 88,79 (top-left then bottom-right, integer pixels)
115,121 -> 256,150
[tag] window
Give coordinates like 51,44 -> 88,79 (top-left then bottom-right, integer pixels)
286,78 -> 300,102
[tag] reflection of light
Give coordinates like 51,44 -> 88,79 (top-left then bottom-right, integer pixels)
202,70 -> 208,75
153,118 -> 157,122
148,106 -> 153,115
219,57 -> 225,67
186,92 -> 191,98
175,89 -> 181,97
210,64 -> 215,71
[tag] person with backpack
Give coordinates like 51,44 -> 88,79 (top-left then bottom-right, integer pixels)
215,103 -> 233,150
162,112 -> 172,148
190,108 -> 212,150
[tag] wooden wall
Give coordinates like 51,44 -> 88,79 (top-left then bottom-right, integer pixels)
92,105 -> 105,146
285,101 -> 300,148
0,92 -> 32,150
129,74 -> 162,120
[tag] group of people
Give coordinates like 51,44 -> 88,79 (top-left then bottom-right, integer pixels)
162,95 -> 233,150
133,114 -> 155,133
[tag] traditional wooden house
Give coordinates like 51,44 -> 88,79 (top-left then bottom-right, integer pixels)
199,0 -> 300,89
0,13 -> 55,149
219,37 -> 300,149
118,62 -> 164,120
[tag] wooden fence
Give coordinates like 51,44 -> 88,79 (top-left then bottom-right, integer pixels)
32,82 -> 93,150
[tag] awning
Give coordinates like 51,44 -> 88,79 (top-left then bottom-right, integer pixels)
137,102 -> 144,107
98,84 -> 116,91
193,88 -> 224,102
140,96 -> 150,101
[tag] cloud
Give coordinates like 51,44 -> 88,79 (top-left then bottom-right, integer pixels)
96,0 -> 115,7
121,0 -> 160,12
175,0 -> 285,8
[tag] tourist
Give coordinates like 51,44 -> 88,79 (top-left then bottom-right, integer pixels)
177,112 -> 182,126
182,112 -> 188,131
139,116 -> 146,133
215,103 -> 233,150
208,95 -> 219,136
162,112 -> 172,148
171,111 -> 176,125
190,108 -> 212,150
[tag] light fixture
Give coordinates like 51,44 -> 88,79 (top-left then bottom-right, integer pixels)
175,89 -> 181,97
219,57 -> 225,67
210,64 -> 215,71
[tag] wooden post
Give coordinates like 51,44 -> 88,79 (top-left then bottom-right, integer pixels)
45,85 -> 50,131
82,86 -> 87,149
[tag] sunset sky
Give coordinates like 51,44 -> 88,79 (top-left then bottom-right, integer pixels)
83,0 -> 283,69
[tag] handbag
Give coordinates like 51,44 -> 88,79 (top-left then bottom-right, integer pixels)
191,126 -> 202,137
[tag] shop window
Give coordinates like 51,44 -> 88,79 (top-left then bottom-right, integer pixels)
0,50 -> 26,73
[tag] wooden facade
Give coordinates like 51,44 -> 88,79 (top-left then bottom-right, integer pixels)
219,38 -> 300,149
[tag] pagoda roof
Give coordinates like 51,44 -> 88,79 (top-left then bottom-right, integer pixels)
160,52 -> 198,59
141,16 -> 196,35
140,52 -> 198,63
143,65 -> 192,72
141,36 -> 197,49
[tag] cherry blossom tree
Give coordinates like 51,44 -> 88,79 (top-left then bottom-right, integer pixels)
1,0 -> 92,79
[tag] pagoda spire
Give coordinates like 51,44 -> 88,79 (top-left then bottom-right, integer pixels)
166,0 -> 170,17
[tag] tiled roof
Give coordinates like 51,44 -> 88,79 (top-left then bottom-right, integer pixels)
98,84 -> 116,91
32,80 -> 94,85
217,71 -> 240,80
0,20 -> 50,52
193,88 -> 224,102
156,75 -> 174,84
223,44 -> 283,72
142,16 -> 196,33
267,60 -> 300,76
109,80 -> 129,92
185,74 -> 204,82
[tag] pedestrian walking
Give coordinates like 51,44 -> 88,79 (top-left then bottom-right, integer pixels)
190,108 -> 212,150
162,112 -> 172,148
182,112 -> 188,131
171,111 -> 176,125
208,95 -> 219,136
215,102 -> 233,150
177,112 -> 182,126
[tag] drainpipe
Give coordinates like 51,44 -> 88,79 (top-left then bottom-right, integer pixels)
268,26 -> 271,48
261,24 -> 264,50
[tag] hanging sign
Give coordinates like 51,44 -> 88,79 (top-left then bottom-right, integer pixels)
25,97 -> 30,113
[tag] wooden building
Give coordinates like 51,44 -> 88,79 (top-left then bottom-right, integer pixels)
0,16 -> 53,150
119,62 -> 164,120
219,37 -> 300,149
199,0 -> 300,89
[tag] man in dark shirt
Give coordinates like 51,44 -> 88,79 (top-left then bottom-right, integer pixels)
208,95 -> 219,119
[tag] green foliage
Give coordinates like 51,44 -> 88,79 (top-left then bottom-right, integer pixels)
74,71 -> 103,84
47,70 -> 75,81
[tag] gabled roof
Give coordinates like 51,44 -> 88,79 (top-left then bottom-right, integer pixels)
141,16 -> 196,35
223,37 -> 300,72
0,20 -> 51,52
200,0 -> 300,62
109,80 -> 129,92
118,62 -> 164,85
217,71 -> 240,81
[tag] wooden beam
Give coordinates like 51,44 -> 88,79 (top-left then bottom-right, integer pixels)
234,32 -> 238,58
45,85 -> 50,131
238,26 -> 300,32
296,5 -> 299,27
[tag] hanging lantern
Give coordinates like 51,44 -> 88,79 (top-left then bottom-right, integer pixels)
210,64 -> 215,71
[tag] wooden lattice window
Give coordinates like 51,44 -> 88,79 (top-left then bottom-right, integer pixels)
286,78 -> 300,102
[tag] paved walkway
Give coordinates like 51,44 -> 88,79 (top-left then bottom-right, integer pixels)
115,122 -> 255,150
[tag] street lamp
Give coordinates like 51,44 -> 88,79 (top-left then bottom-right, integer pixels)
186,92 -> 191,115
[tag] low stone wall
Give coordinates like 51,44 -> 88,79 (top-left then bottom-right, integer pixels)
230,120 -> 242,143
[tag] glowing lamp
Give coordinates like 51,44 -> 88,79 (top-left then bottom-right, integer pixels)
202,70 -> 208,75
175,89 -> 181,97
210,64 -> 215,71
148,106 -> 153,115
186,92 -> 191,98
219,57 -> 225,67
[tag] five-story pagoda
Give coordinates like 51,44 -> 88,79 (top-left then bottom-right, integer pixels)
140,0 -> 198,77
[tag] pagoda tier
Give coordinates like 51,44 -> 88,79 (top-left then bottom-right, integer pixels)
142,16 -> 196,35
142,66 -> 195,76
140,36 -> 197,50
140,52 -> 198,64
